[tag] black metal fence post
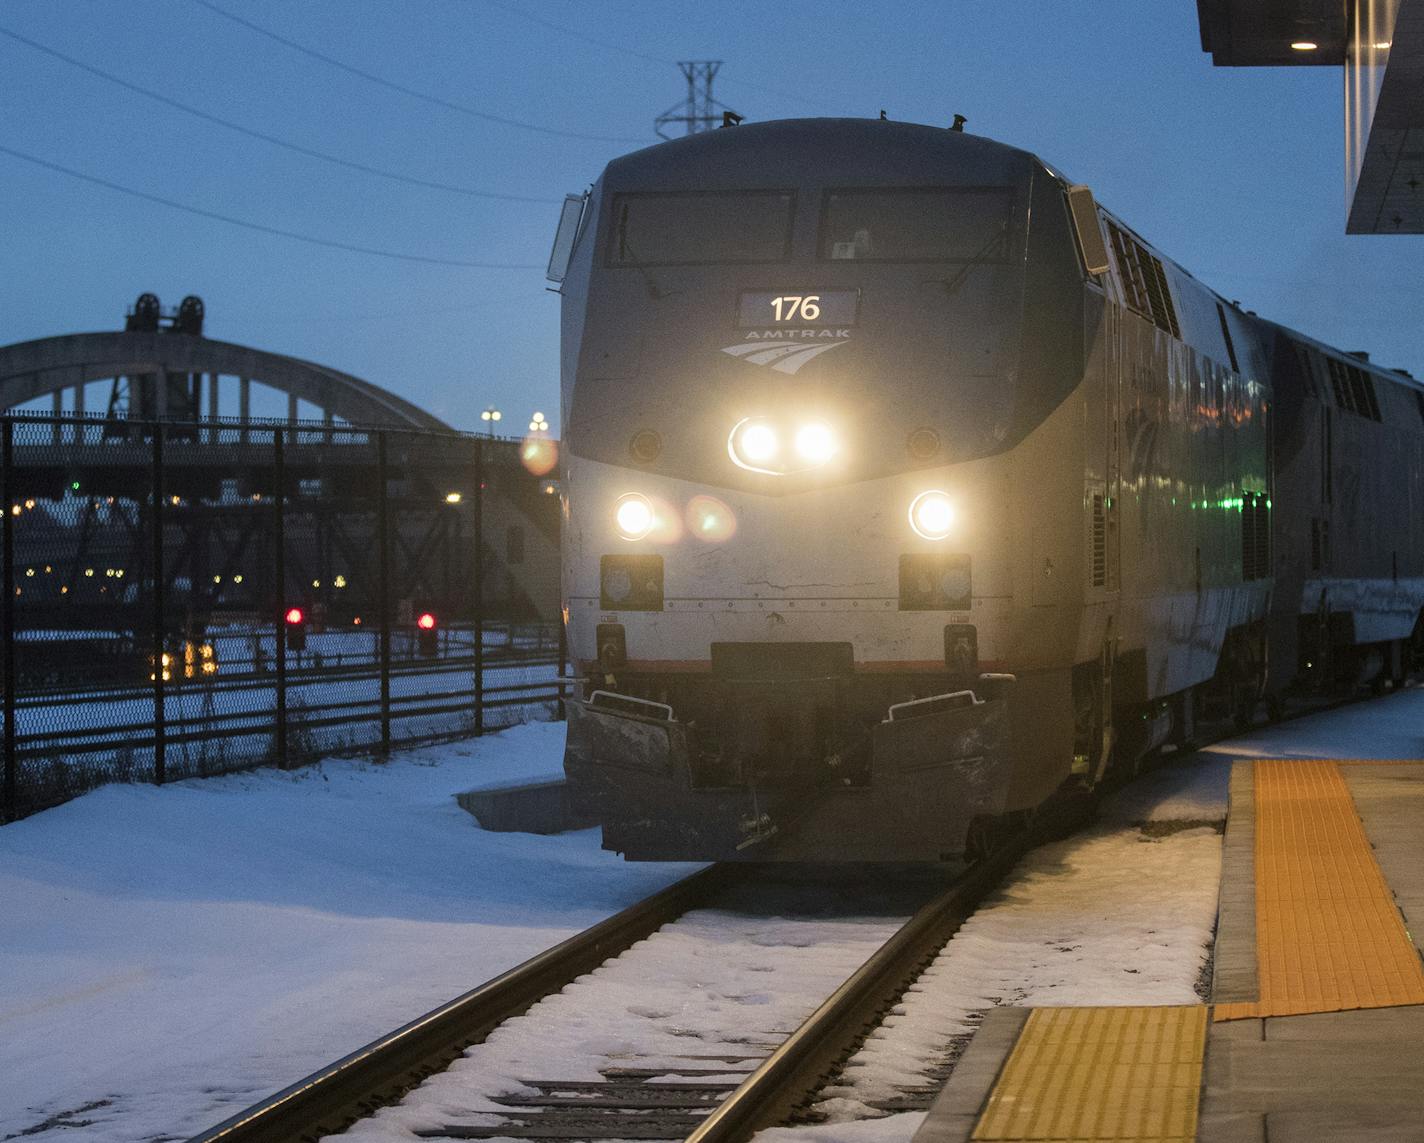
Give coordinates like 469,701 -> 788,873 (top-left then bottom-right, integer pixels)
473,437 -> 485,734
2,419 -> 15,821
152,423 -> 166,785
377,431 -> 391,754
274,428 -> 288,769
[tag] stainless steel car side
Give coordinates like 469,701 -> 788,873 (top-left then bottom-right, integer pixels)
549,117 -> 1424,862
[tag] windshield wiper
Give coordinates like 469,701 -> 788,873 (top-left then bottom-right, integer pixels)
615,203 -> 665,300
924,221 -> 1011,297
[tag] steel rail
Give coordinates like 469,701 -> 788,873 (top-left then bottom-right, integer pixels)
682,824 -> 1055,1143
12,650 -> 559,705
187,863 -> 739,1143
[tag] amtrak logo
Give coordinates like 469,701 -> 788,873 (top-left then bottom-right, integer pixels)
721,329 -> 850,374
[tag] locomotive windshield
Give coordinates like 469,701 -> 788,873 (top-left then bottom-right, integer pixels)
607,191 -> 794,266
820,187 -> 1013,261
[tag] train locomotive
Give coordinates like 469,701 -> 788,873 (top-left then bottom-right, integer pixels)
546,117 -> 1424,862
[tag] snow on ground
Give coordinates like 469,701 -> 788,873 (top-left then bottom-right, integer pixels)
0,721 -> 701,1143
1199,680 -> 1424,763
804,760 -> 1225,1127
336,882 -> 917,1143
3,686 -> 1417,1143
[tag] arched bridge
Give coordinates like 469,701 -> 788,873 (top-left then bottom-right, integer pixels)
0,328 -> 560,623
0,331 -> 452,430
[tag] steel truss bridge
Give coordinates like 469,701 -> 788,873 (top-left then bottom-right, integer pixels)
0,327 -> 560,639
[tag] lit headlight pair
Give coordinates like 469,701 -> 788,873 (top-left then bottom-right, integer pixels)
617,488 -> 954,541
614,492 -> 736,543
729,418 -> 839,475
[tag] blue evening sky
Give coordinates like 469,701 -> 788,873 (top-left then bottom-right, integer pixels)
2,2 -> 1418,433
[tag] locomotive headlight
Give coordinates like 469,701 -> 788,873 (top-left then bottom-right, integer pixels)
730,419 -> 779,471
730,417 -> 839,474
908,490 -> 956,541
614,492 -> 654,541
793,422 -> 838,466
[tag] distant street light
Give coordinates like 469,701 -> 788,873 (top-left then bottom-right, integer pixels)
529,411 -> 549,434
481,406 -> 502,437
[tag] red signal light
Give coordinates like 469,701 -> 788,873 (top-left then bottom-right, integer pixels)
417,612 -> 437,630
285,607 -> 304,625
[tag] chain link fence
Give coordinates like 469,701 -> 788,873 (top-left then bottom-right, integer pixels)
1,413 -> 565,821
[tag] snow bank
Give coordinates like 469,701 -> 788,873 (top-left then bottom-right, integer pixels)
0,721 -> 700,1143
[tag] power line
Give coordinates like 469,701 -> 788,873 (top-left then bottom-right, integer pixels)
0,25 -> 561,205
478,0 -> 668,66
190,0 -> 646,145
0,143 -> 544,269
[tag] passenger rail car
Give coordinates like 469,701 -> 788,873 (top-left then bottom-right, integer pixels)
547,118 -> 1424,862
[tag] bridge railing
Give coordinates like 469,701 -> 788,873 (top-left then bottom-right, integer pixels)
0,413 -> 565,822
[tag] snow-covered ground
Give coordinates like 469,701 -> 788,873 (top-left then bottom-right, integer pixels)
801,755 -> 1229,1134
2,686 -> 1417,1143
0,722 -> 700,1143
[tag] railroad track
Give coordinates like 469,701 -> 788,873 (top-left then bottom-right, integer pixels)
188,864 -> 742,1143
187,814 -> 1063,1143
188,684 -> 1408,1143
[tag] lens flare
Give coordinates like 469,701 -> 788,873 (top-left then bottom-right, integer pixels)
685,494 -> 737,542
908,490 -> 955,540
520,436 -> 558,476
614,493 -> 654,540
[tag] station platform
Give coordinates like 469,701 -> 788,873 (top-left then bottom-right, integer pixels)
913,759 -> 1424,1142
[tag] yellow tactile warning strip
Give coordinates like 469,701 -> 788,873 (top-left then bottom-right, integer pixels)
1214,758 -> 1424,1021
971,1006 -> 1206,1142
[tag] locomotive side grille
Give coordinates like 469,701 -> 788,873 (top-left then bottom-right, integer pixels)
1107,224 -> 1148,313
1090,492 -> 1107,588
1106,222 -> 1181,339
1142,252 -> 1181,339
1327,358 -> 1354,411
1325,358 -> 1383,422
1351,364 -> 1382,420
1241,492 -> 1271,581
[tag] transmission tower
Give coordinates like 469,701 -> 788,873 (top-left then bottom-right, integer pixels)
655,61 -> 738,139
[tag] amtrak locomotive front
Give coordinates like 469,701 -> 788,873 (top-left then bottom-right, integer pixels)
548,117 -> 1424,862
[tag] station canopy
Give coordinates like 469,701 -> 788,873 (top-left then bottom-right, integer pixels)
1197,0 -> 1424,233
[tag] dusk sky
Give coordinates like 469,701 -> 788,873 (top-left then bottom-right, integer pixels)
3,1 -> 1419,433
